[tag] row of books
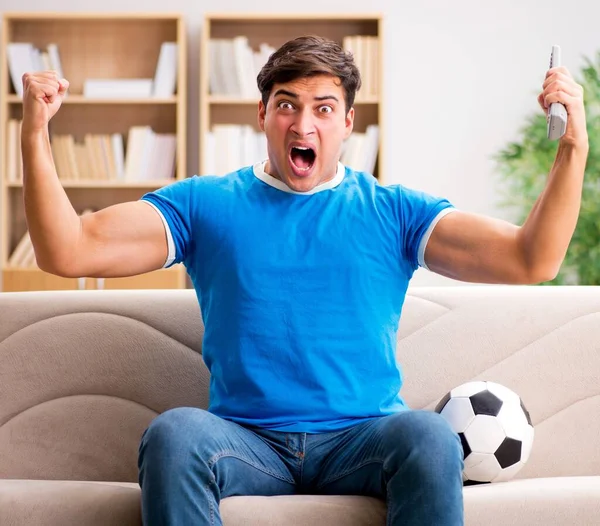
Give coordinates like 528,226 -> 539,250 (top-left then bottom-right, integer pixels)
208,35 -> 379,100
342,35 -> 379,100
340,124 -> 380,175
6,43 -> 64,95
6,42 -> 177,98
204,125 -> 268,176
6,120 -> 376,182
8,230 -> 36,268
209,37 -> 275,99
8,209 -> 93,268
203,123 -> 379,176
5,120 -> 176,182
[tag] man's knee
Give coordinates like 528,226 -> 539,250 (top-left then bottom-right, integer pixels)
382,410 -> 463,469
140,407 -> 215,458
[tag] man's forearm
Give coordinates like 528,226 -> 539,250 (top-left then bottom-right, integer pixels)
22,128 -> 82,272
518,142 -> 588,280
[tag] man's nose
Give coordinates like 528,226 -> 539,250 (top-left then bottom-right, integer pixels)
290,109 -> 316,137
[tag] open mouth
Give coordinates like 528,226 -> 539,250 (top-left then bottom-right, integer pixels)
289,145 -> 316,172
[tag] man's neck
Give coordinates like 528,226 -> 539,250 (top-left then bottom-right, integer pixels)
264,159 -> 338,185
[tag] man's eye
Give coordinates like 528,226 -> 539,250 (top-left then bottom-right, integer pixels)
278,101 -> 293,110
319,106 -> 333,113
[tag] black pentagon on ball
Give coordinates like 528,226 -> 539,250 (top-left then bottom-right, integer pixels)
469,390 -> 503,416
458,432 -> 471,459
434,391 -> 451,413
495,437 -> 522,468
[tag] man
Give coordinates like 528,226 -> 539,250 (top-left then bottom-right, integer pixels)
21,35 -> 587,526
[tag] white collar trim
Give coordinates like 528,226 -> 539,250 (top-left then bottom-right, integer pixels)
252,159 -> 345,195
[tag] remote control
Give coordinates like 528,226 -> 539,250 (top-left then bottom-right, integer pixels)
547,45 -> 568,140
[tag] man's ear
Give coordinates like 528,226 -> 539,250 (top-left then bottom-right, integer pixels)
344,107 -> 355,139
258,100 -> 266,131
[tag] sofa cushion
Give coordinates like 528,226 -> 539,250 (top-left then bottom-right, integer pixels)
1,476 -> 599,526
464,476 -> 600,525
0,304 -> 207,482
0,480 -> 141,526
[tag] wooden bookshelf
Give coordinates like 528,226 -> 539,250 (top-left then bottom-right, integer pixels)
199,13 -> 385,182
1,12 -> 187,292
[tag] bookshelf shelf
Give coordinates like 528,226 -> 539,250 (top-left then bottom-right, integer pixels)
1,266 -> 182,292
6,179 -> 176,188
199,13 -> 385,182
3,12 -> 183,21
1,12 -> 187,292
7,94 -> 179,104
208,95 -> 380,105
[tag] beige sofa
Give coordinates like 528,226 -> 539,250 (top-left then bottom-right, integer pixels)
1,285 -> 599,525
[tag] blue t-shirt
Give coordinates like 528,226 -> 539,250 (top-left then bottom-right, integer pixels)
141,161 -> 455,433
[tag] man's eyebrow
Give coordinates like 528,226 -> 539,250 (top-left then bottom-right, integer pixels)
273,89 -> 298,99
272,89 -> 339,103
314,94 -> 339,102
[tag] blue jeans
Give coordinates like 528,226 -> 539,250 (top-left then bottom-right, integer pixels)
138,408 -> 464,525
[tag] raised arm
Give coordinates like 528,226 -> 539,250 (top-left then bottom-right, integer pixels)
423,65 -> 588,284
21,71 -> 168,278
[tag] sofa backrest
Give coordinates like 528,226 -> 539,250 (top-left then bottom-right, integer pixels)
0,286 -> 598,483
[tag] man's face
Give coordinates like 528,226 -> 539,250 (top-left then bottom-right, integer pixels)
258,74 -> 354,193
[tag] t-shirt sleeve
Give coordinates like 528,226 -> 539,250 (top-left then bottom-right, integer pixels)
397,185 -> 457,271
140,178 -> 195,268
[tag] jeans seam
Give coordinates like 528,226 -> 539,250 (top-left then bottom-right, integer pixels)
207,483 -> 214,526
299,433 -> 307,485
208,450 -> 295,484
316,458 -> 384,489
386,484 -> 392,526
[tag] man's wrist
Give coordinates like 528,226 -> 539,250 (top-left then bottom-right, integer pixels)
21,123 -> 49,142
21,125 -> 50,153
556,140 -> 589,164
558,137 -> 589,154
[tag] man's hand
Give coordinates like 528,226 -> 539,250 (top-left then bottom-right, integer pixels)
21,71 -> 69,134
538,66 -> 588,149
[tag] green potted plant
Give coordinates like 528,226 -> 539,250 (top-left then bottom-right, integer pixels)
493,51 -> 600,285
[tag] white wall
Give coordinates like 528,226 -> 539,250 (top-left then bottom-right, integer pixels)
2,0 -> 598,286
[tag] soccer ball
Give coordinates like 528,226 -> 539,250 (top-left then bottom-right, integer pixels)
435,380 -> 534,484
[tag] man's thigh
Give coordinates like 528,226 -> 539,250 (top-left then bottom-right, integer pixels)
139,407 -> 296,498
307,410 -> 459,497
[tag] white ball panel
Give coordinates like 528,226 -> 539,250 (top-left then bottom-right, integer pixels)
464,415 -> 506,453
491,460 -> 525,483
450,381 -> 487,398
465,454 -> 502,483
486,381 -> 520,406
521,425 -> 535,463
463,451 -> 490,469
496,402 -> 529,440
439,397 -> 475,433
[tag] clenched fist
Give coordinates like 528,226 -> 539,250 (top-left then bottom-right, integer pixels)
538,66 -> 588,149
21,71 -> 69,133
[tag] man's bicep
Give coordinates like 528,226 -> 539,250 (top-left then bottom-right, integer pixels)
74,201 -> 170,278
142,200 -> 176,268
395,184 -> 456,270
423,210 -> 527,283
415,208 -> 458,270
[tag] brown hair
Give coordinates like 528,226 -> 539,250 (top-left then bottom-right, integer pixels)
257,35 -> 361,114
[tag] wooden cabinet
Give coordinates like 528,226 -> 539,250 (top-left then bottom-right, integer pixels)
1,12 -> 188,291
